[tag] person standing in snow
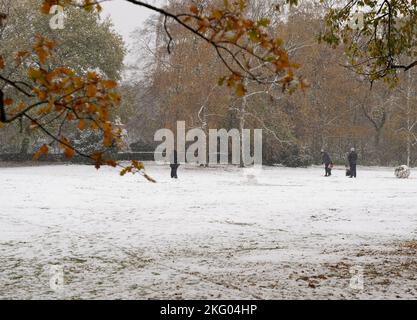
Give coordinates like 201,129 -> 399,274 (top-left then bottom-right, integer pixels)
170,150 -> 180,179
348,147 -> 358,178
321,149 -> 333,177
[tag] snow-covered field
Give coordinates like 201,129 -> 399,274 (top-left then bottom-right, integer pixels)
0,163 -> 416,300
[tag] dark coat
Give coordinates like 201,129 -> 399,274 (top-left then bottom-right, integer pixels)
348,151 -> 358,165
170,150 -> 179,168
321,152 -> 332,165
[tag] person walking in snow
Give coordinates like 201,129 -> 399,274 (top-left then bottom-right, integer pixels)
348,147 -> 358,178
321,149 -> 333,177
170,149 -> 180,179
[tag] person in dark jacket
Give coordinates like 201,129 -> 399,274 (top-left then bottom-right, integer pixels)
321,149 -> 333,177
170,150 -> 180,179
347,148 -> 358,178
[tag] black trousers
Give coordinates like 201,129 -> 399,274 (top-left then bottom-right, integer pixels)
325,164 -> 332,176
170,165 -> 179,178
349,163 -> 357,178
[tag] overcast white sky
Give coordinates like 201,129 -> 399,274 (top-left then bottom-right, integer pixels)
100,0 -> 164,46
99,0 -> 166,78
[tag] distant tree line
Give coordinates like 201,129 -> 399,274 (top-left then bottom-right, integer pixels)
1,0 -> 416,170
124,1 -> 417,167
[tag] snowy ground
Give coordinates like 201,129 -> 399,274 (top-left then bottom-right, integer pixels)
0,163 -> 417,300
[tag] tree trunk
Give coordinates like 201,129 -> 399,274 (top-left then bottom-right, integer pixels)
201,105 -> 209,167
406,131 -> 411,167
406,72 -> 412,167
239,86 -> 247,168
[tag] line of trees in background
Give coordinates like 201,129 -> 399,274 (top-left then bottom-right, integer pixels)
122,0 -> 417,167
1,0 -> 416,168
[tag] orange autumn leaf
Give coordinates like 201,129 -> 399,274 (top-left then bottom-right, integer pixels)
15,51 -> 29,65
87,103 -> 96,113
36,90 -> 47,101
29,121 -> 39,129
236,84 -> 246,97
132,160 -> 145,170
4,98 -> 13,106
64,147 -> 75,158
91,152 -> 103,169
44,39 -> 54,50
40,144 -> 49,155
190,5 -> 199,15
33,151 -> 41,161
212,10 -> 223,20
106,160 -> 117,167
91,121 -> 99,130
86,84 -> 97,97
0,56 -> 4,69
78,119 -> 86,130
36,47 -> 48,65
28,68 -> 43,80
101,80 -> 118,89
40,2 -> 51,14
87,71 -> 98,81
